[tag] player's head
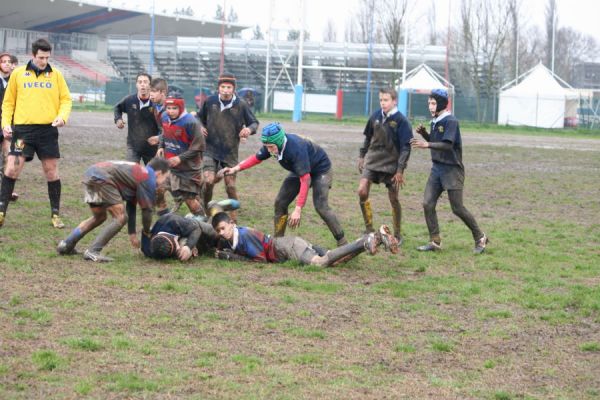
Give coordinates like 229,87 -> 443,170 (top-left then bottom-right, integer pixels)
9,54 -> 18,69
429,88 -> 449,115
212,212 -> 235,241
217,72 -> 236,101
379,88 -> 398,113
147,157 -> 170,186
165,96 -> 185,119
31,38 -> 52,70
136,72 -> 152,98
150,78 -> 168,104
150,232 -> 180,259
0,52 -> 11,75
261,122 -> 286,155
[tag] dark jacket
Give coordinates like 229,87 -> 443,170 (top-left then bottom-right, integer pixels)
197,95 -> 258,165
114,94 -> 159,153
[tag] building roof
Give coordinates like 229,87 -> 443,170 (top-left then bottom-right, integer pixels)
0,0 -> 248,37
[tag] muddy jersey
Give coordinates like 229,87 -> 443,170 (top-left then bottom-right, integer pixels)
141,213 -> 213,258
360,108 -> 412,174
114,94 -> 159,153
255,133 -> 331,177
429,112 -> 463,169
83,161 -> 157,209
198,95 -> 258,165
161,112 -> 205,178
217,226 -> 278,262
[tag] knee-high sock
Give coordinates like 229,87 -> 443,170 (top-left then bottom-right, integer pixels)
48,179 -> 61,215
322,236 -> 366,267
88,219 -> 124,252
0,176 -> 16,214
274,214 -> 288,237
360,199 -> 374,233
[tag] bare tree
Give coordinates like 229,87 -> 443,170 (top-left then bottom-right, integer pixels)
427,0 -> 437,45
457,0 -> 512,122
323,19 -> 337,43
553,28 -> 599,82
377,0 -> 408,80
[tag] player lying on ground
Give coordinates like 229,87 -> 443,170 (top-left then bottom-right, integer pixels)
142,199 -> 240,261
57,158 -> 170,262
211,212 -> 399,267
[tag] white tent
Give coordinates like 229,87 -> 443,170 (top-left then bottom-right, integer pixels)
498,63 -> 578,128
400,63 -> 452,93
398,64 -> 453,116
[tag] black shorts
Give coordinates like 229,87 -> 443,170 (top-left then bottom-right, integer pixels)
361,168 -> 396,189
10,124 -> 60,161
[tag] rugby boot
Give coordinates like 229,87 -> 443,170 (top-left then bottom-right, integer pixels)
56,240 -> 79,255
417,240 -> 442,252
83,249 -> 114,263
51,214 -> 65,229
473,234 -> 489,255
378,225 -> 399,254
363,232 -> 380,255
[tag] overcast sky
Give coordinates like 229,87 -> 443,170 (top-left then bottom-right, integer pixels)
95,0 -> 600,44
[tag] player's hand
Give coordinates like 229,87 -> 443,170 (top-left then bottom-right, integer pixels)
51,117 -> 65,127
201,126 -> 208,137
218,166 -> 236,178
357,157 -> 365,174
129,233 -> 140,248
147,135 -> 159,146
416,124 -> 428,135
177,245 -> 193,261
410,138 -> 429,149
239,127 -> 251,143
288,206 -> 302,229
392,172 -> 405,188
156,148 -> 164,158
168,156 -> 181,168
2,125 -> 12,139
116,119 -> 125,129
215,249 -> 232,260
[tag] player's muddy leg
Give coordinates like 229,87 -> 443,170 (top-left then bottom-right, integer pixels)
224,175 -> 238,222
318,235 -> 374,267
423,175 -> 444,244
387,184 -> 402,242
58,206 -> 107,254
274,175 -> 299,237
313,171 -> 346,245
202,171 -> 217,210
357,178 -> 374,233
448,189 -> 483,242
86,205 -> 127,255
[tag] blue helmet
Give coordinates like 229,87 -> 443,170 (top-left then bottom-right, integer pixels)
430,88 -> 449,112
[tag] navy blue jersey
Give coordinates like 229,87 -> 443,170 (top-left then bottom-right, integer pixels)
141,213 -> 201,257
429,113 -> 463,168
217,226 -> 278,262
256,133 -> 331,177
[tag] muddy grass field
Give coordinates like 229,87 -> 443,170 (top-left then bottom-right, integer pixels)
1,112 -> 599,399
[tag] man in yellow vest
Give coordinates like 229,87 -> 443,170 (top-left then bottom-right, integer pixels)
0,38 -> 72,229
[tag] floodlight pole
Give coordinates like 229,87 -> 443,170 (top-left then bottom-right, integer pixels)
149,0 -> 155,75
551,5 -> 556,74
402,17 -> 408,84
365,0 -> 375,116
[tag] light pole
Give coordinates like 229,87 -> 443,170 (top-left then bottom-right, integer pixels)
149,0 -> 155,75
